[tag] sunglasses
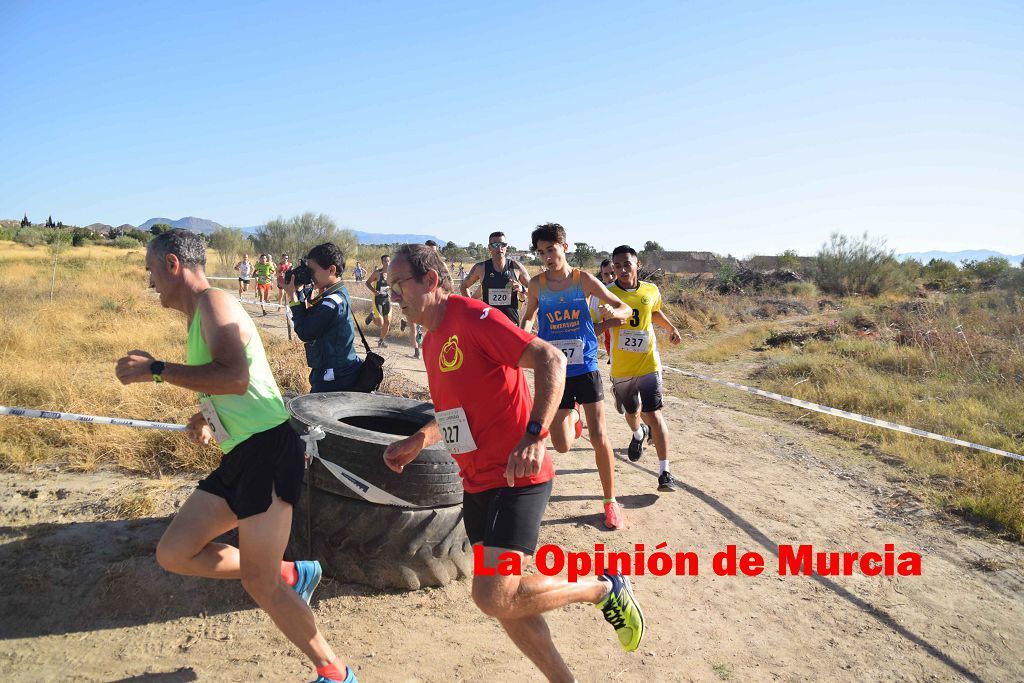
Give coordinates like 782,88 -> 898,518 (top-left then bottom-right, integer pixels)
389,275 -> 419,298
488,242 -> 508,249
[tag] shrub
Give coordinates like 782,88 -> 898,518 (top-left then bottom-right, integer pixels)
14,228 -> 45,247
963,256 -> 1013,280
814,232 -> 908,296
110,236 -> 144,249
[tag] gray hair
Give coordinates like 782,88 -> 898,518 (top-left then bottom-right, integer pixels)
393,243 -> 453,293
148,229 -> 206,269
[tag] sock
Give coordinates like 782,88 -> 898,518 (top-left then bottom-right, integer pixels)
603,497 -> 616,505
280,561 -> 298,587
316,659 -> 348,682
659,460 -> 670,474
632,427 -> 645,440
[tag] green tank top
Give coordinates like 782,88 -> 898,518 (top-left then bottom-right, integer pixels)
186,293 -> 290,453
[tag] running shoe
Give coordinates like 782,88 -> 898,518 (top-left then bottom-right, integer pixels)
310,670 -> 358,683
627,424 -> 650,462
364,313 -> 374,326
292,560 -> 322,605
657,470 -> 677,492
573,403 -> 583,440
400,318 -> 408,332
597,571 -> 645,652
603,501 -> 626,530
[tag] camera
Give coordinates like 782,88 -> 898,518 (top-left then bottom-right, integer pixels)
285,260 -> 314,287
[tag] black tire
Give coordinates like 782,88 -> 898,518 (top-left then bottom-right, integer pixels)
288,392 -> 463,508
288,486 -> 472,590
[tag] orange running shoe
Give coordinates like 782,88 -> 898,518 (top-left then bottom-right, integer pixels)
604,501 -> 626,530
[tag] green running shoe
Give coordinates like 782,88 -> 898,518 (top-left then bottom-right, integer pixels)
597,572 -> 645,652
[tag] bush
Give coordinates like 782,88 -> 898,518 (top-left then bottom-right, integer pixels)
71,228 -> 96,247
963,257 -> 1013,280
110,236 -> 144,249
14,228 -> 45,247
0,227 -> 13,241
814,232 -> 908,296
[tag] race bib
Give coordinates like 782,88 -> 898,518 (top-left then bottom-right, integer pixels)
617,329 -> 650,353
487,287 -> 513,307
435,407 -> 478,455
551,338 -> 584,365
199,397 -> 231,443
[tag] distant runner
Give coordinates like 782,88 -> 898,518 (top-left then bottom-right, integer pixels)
276,253 -> 293,305
521,223 -> 632,530
382,244 -> 645,681
364,254 -> 392,348
605,245 -> 683,492
234,253 -> 252,298
460,230 -> 531,326
589,258 -> 617,364
254,253 -> 276,315
115,229 -> 355,683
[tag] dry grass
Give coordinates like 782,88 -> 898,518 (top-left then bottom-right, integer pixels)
682,289 -> 1024,539
0,241 -> 311,474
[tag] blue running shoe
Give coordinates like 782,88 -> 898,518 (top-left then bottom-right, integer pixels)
293,560 -> 323,605
310,669 -> 357,683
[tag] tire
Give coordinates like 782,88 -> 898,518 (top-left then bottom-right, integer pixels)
288,392 -> 463,508
288,486 -> 472,590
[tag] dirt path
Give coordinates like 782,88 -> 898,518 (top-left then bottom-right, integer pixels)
2,299 -> 1023,681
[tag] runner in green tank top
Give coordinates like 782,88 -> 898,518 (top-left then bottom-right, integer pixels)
115,230 -> 356,683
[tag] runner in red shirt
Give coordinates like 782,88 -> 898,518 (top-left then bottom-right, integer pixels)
382,244 -> 646,680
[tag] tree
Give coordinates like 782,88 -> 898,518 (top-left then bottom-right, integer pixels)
777,249 -> 800,270
21,214 -> 30,228
571,242 -> 597,268
46,230 -> 72,301
643,240 -> 664,253
150,223 -> 173,235
209,227 -> 255,272
251,212 -> 358,269
46,215 -> 55,228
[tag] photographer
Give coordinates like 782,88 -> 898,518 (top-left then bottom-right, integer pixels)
285,243 -> 363,393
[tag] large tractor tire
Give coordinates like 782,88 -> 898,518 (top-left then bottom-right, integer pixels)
288,486 -> 472,590
289,392 -> 463,508
287,392 -> 472,589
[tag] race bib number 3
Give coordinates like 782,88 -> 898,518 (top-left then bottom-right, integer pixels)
617,329 -> 650,353
199,397 -> 231,443
435,407 -> 478,455
551,338 -> 585,365
487,288 -> 513,306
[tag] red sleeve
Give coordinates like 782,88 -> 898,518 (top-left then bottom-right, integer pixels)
462,299 -> 534,368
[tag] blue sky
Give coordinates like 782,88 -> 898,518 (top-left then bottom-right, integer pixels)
2,1 -> 1021,256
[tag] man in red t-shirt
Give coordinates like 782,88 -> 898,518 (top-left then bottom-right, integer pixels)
382,244 -> 646,679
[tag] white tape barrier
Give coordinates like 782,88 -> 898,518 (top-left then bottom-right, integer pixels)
299,426 -> 417,507
664,366 -> 1024,463
0,405 -> 187,432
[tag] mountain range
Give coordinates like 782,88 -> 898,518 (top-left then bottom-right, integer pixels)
896,249 -> 1023,265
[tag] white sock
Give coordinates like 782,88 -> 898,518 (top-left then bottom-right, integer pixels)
659,460 -> 669,474
632,427 -> 645,440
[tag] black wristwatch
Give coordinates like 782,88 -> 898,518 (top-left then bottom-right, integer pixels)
526,420 -> 548,438
150,360 -> 166,384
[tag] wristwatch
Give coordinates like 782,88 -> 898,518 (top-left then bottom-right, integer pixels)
150,360 -> 166,384
526,420 -> 549,439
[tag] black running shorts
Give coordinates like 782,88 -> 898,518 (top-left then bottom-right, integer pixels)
375,294 -> 391,317
463,479 -> 553,555
196,420 -> 305,519
558,370 -> 604,410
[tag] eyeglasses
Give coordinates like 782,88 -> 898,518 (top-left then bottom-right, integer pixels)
488,242 -> 508,249
389,275 -> 419,298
